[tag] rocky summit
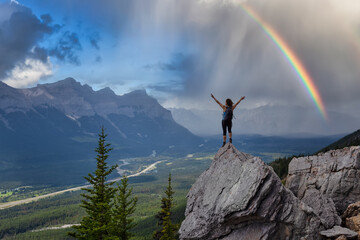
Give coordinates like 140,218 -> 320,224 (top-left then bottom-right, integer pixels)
179,143 -> 323,240
286,146 -> 360,216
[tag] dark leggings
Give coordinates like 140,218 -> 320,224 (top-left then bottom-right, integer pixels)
222,119 -> 232,136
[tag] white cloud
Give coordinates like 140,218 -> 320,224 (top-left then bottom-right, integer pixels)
3,57 -> 53,88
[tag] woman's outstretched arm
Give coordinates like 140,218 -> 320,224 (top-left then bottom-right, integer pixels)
232,96 -> 245,110
211,93 -> 225,110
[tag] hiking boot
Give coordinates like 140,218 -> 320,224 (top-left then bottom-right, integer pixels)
230,138 -> 232,143
222,142 -> 226,147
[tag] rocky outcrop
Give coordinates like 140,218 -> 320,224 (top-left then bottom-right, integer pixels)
319,226 -> 357,239
343,201 -> 360,220
286,146 -> 360,218
179,143 -> 323,240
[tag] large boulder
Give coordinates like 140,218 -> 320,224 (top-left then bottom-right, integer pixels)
286,146 -> 360,217
343,201 -> 360,239
179,143 -> 323,240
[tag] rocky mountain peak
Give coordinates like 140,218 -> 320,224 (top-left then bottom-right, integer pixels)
180,143 -> 360,239
179,143 -> 323,240
121,89 -> 152,103
0,81 -> 30,110
52,77 -> 77,85
38,77 -> 88,91
97,86 -> 115,95
0,80 -> 8,88
0,78 -> 173,120
0,77 -> 200,186
126,89 -> 147,96
0,81 -> 16,92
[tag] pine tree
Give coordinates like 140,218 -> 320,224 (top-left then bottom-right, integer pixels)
69,127 -> 118,240
153,173 -> 177,240
111,175 -> 138,240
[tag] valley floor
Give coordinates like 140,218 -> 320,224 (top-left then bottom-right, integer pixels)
0,153 -> 213,239
0,160 -> 164,210
0,135 -> 339,239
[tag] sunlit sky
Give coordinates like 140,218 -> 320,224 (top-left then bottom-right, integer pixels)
0,0 -> 359,134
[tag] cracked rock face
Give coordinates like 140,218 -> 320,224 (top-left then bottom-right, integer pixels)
286,146 -> 360,217
179,143 -> 323,240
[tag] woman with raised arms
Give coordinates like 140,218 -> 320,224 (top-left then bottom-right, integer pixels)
211,94 -> 245,147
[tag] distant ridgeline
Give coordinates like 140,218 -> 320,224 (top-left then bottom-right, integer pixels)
0,78 -> 201,186
270,129 -> 360,179
317,129 -> 360,153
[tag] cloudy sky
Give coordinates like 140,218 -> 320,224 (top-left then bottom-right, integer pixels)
0,0 -> 359,135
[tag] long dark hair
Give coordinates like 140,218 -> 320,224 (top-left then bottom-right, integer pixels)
226,98 -> 233,107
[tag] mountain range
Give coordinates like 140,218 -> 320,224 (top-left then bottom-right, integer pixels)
0,78 -> 355,187
0,78 -> 201,185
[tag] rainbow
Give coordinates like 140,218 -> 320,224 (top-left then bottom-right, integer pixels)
241,3 -> 328,119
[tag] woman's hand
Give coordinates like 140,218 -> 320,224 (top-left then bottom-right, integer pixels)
211,93 -> 215,98
241,96 -> 245,101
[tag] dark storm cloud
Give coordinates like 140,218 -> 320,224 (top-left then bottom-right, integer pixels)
144,62 -> 181,71
144,53 -> 194,72
0,1 -> 84,80
25,0 -> 133,37
0,2 -> 54,79
40,14 -> 53,25
88,31 -> 101,50
48,31 -> 82,65
95,55 -> 102,63
147,82 -> 182,93
30,46 -> 48,62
